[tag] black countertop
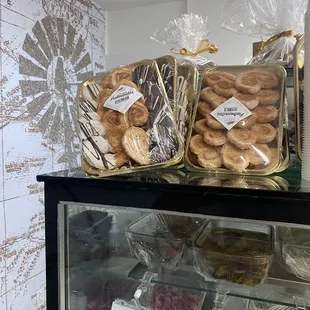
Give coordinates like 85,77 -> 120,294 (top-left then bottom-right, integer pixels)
37,166 -> 310,226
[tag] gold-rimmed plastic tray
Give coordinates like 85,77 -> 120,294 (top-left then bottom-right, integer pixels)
78,59 -> 183,177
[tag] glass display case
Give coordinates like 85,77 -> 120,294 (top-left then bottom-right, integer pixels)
37,166 -> 310,310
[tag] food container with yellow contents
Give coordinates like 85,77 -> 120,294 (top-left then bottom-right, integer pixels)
185,65 -> 286,176
155,56 -> 177,114
78,60 -> 183,177
294,35 -> 304,162
193,220 -> 274,287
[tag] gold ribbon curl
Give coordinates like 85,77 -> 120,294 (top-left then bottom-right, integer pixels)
170,39 -> 218,56
258,30 -> 302,51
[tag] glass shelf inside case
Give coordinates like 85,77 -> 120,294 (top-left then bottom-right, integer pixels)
58,203 -> 310,310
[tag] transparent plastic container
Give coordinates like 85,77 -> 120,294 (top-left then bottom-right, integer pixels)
185,65 -> 286,176
278,227 -> 310,281
78,59 -> 183,177
194,220 -> 274,286
126,214 -> 190,270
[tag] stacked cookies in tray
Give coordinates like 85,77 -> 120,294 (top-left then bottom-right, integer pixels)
78,60 -> 183,177
185,65 -> 287,175
78,58 -> 288,177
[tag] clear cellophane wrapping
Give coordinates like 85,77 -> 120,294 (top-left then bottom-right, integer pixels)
78,60 -> 183,177
221,0 -> 307,67
155,56 -> 177,115
151,13 -> 216,72
278,227 -> 310,282
185,65 -> 286,176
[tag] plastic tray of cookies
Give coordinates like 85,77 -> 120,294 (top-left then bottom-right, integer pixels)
185,65 -> 286,176
78,60 -> 183,177
294,35 -> 304,162
155,56 -> 177,114
193,220 -> 274,287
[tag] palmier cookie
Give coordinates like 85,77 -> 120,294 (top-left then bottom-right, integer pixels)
236,113 -> 257,129
227,128 -> 257,150
213,80 -> 238,98
128,102 -> 149,127
200,87 -> 226,109
102,67 -> 132,89
122,127 -> 150,165
204,72 -> 236,87
203,128 -> 227,146
101,110 -> 129,131
198,146 -> 223,169
256,90 -> 280,105
188,150 -> 199,166
97,89 -> 113,118
251,123 -> 277,144
190,135 -> 210,155
221,142 -> 250,172
253,105 -> 278,123
235,70 -> 279,94
197,101 -> 213,118
205,114 -> 225,129
194,119 -> 209,135
104,128 -> 126,153
248,144 -> 272,166
233,93 -> 259,110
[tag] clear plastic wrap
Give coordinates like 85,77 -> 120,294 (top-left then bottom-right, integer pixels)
176,65 -> 199,146
155,56 -> 177,114
278,227 -> 310,281
294,35 -> 304,162
221,0 -> 307,67
151,13 -> 217,72
78,60 -> 183,177
193,220 -> 274,286
185,65 -> 286,176
126,213 -> 202,270
69,210 -> 112,266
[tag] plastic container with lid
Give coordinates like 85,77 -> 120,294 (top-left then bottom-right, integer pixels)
193,220 -> 274,286
185,65 -> 287,176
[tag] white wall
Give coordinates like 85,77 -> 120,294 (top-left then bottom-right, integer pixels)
106,0 -> 187,69
187,0 -> 256,65
106,0 -> 257,68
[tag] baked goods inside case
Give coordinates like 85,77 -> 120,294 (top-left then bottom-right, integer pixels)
185,65 -> 286,175
78,61 -> 182,177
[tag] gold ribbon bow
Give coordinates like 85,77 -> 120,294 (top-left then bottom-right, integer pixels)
170,39 -> 218,56
258,30 -> 302,51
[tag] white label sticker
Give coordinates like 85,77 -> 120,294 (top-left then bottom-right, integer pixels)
104,86 -> 142,114
210,97 -> 252,130
184,55 -> 211,66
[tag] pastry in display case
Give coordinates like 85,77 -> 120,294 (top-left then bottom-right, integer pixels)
78,60 -> 182,177
193,220 -> 274,286
185,65 -> 287,175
